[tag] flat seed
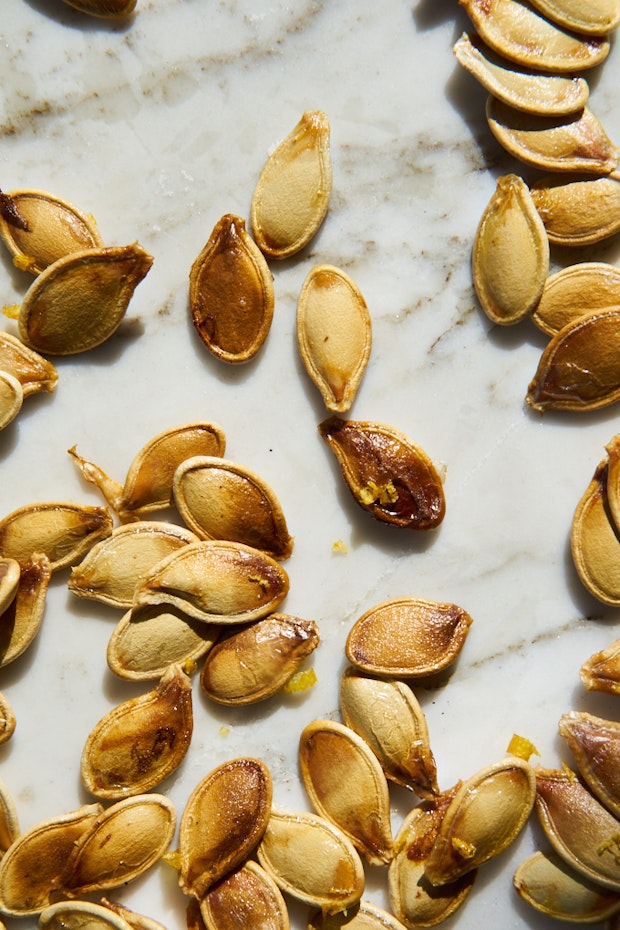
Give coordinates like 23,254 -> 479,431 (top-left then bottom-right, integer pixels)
339,668 -> 438,797
0,371 -> 22,430
527,0 -> 620,34
318,416 -> 445,530
178,757 -> 272,899
571,458 -> 620,605
559,711 -> 620,819
581,637 -> 620,695
453,33 -> 589,116
0,692 -> 16,746
0,552 -> 52,667
250,110 -> 332,260
256,806 -> 365,914
0,777 -> 19,854
189,214 -> 274,364
198,860 -> 289,930
0,332 -> 58,396
527,308 -> 620,413
38,901 -> 134,930
299,719 -> 394,866
0,501 -> 112,570
532,262 -> 620,336
200,613 -> 319,705
172,456 -> 293,560
309,900 -> 409,930
60,0 -> 136,17
0,557 -> 20,616
472,173 -> 549,325
345,597 -> 473,678
530,173 -> 620,246
296,264 -> 372,413
514,849 -> 620,922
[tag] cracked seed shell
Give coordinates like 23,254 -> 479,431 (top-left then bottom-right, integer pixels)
571,457 -> 620,605
514,849 -> 620,922
198,860 -> 289,930
0,552 -> 52,667
532,262 -> 620,336
0,331 -> 58,396
527,0 -> 620,34
559,711 -> 620,819
530,173 -> 620,246
0,501 -> 112,570
581,637 -> 620,695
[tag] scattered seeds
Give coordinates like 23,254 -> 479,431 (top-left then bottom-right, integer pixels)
0,501 -> 112,570
532,262 -> 620,336
530,173 -> 620,246
514,849 -> 620,923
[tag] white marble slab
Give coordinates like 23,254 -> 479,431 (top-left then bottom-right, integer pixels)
0,0 -> 620,927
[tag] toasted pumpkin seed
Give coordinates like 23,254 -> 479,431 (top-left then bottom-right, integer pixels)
530,173 -> 620,246
0,552 -> 51,667
0,693 -> 15,746
0,777 -> 19,854
559,711 -> 620,819
296,264 -> 372,413
178,757 -> 272,899
172,456 -> 293,560
189,214 -> 274,364
472,173 -> 549,325
39,900 -> 134,930
256,806 -> 365,914
514,849 -> 620,922
309,900 -> 409,930
345,597 -> 473,678
199,860 -> 289,930
200,613 -> 319,705
250,111 -> 332,259
532,262 -> 620,336
0,557 -> 20,616
319,416 -> 445,529
581,636 -> 620,695
99,899 -> 168,930
0,501 -> 112,570
0,371 -> 22,430
60,0 -> 136,16
527,0 -> 620,34
605,433 -> 620,533
0,332 -> 58,396
571,458 -> 620,605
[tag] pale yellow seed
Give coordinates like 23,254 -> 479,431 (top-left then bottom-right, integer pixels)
0,371 -> 23,430
530,173 -> 620,246
571,458 -> 620,606
527,0 -> 620,35
533,262 -> 620,336
514,849 -> 620,923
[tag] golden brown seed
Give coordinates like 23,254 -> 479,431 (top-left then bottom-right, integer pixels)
296,264 -> 372,413
308,901 -> 410,930
581,636 -> 620,695
0,371 -> 22,430
530,173 -> 620,246
527,308 -> 620,413
345,597 -> 473,678
172,456 -> 293,560
0,777 -> 19,854
527,0 -> 620,34
99,899 -> 169,930
199,613 -> 319,705
532,262 -> 620,336
559,711 -> 620,819
514,849 -> 620,923
472,174 -> 549,325
80,664 -> 193,799
60,0 -> 136,16
604,433 -> 620,532
571,458 -> 620,605
189,214 -> 274,364
0,332 -> 58,396
178,757 -> 272,899
198,860 -> 290,930
318,416 -> 445,530
0,557 -> 20,616
38,901 -> 135,930
0,552 -> 52,668
0,692 -> 16,746
0,501 -> 112,570
250,111 -> 332,259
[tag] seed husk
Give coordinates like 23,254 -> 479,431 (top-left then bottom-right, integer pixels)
559,711 -> 620,819
198,860 -> 290,930
453,32 -> 589,116
0,189 -> 103,275
345,597 -> 473,678
199,613 -> 319,705
172,456 -> 293,560
256,806 -> 365,914
250,110 -> 332,260
0,777 -> 19,854
570,458 -> 620,605
581,636 -> 620,695
532,262 -> 620,336
309,900 -> 410,930
0,552 -> 52,667
339,668 -> 438,797
527,0 -> 620,34
0,692 -> 15,746
189,214 -> 274,364
178,757 -> 272,899
527,308 -> 620,414
0,501 -> 112,570
296,264 -> 372,413
472,173 -> 549,326
60,0 -> 136,16
299,719 -> 394,866
486,98 -> 619,175
514,849 -> 620,923
38,901 -> 135,930
0,371 -> 22,430
0,332 -> 58,396
530,173 -> 620,246
318,416 -> 445,530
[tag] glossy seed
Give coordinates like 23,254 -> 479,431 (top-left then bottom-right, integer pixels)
189,214 -> 274,364
345,597 -> 473,678
339,668 -> 438,797
0,189 -> 103,275
527,0 -> 620,34
532,262 -> 620,336
0,372 -> 22,430
0,552 -> 52,667
453,33 -> 589,116
319,416 -> 445,529
172,456 -> 293,560
250,111 -> 332,259
0,501 -> 112,570
472,173 -> 549,325
38,901 -> 134,930
0,332 -> 58,396
178,757 -> 272,899
559,711 -> 620,819
296,264 -> 372,412
308,900 -> 410,930
581,637 -> 620,695
530,173 -> 620,246
256,806 -> 365,914
571,458 -> 620,605
200,613 -> 319,705
99,899 -> 169,930
514,849 -> 620,922
0,777 -> 19,854
199,860 -> 289,930
527,308 -> 620,413
60,0 -> 136,16
0,693 -> 16,746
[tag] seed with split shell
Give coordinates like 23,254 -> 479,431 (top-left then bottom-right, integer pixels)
39,901 -> 135,930
571,458 -> 620,605
0,189 -> 103,275
250,110 -> 332,260
189,214 -> 274,364
527,0 -> 620,34
0,552 -> 51,667
486,98 -> 619,175
453,33 -> 589,116
0,777 -> 19,854
80,664 -> 193,799
256,806 -> 365,914
559,711 -> 620,819
581,637 -> 620,695
200,613 -> 319,705
0,693 -> 15,746
514,849 -> 620,923
339,668 -> 438,797
530,173 -> 620,246
0,501 -> 112,570
472,173 -> 549,325
309,900 -> 410,930
299,719 -> 394,866
532,262 -> 620,336
172,456 -> 293,560
178,757 -> 272,899
198,860 -> 289,930
345,597 -> 473,678
60,0 -> 136,16
319,417 -> 445,530
424,756 -> 536,885
68,521 -> 200,609
0,332 -> 58,396
0,372 -> 22,430
296,264 -> 372,413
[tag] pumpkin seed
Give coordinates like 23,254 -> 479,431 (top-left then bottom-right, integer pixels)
60,0 -> 136,16
472,173 -> 549,326
318,416 -> 445,529
0,692 -> 15,746
38,900 -> 134,930
250,110 -> 332,259
172,456 -> 293,560
0,332 -> 58,396
580,636 -> 620,695
604,433 -> 620,532
308,900 -> 410,930
198,860 -> 289,930
532,262 -> 620,336
256,806 -> 365,914
199,612 -> 319,705
0,557 -> 20,616
486,98 -> 619,175
299,718 -> 394,866
0,777 -> 19,854
559,711 -> 620,819
0,552 -> 51,667
527,0 -> 620,34
453,32 -> 589,116
339,668 -> 438,797
530,173 -> 620,246
99,899 -> 168,930
296,264 -> 372,413
0,189 -> 103,275
0,371 -> 22,430
178,757 -> 272,899
189,214 -> 274,364
571,458 -> 620,605
0,501 -> 112,570
345,596 -> 473,678
514,849 -> 620,922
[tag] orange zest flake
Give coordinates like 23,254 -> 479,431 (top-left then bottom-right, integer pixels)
507,733 -> 539,761
219,725 -> 230,736
332,539 -> 348,553
283,668 -> 317,693
12,253 -> 37,272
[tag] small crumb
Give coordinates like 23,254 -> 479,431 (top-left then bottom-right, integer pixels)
162,849 -> 182,870
2,304 -> 20,320
507,733 -> 539,761
13,253 -> 37,272
283,668 -> 317,693
219,725 -> 230,736
332,539 -> 348,553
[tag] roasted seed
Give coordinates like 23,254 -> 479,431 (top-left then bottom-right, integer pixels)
60,0 -> 136,16
198,860 -> 289,930
0,777 -> 19,854
604,433 -> 620,532
0,331 -> 58,396
559,711 -> 620,819
38,900 -> 134,930
0,693 -> 15,746
571,457 -> 620,605
0,557 -> 20,615
99,899 -> 169,930
527,0 -> 620,34
0,372 -> 22,430
581,636 -> 620,695
0,501 -> 112,570
530,173 -> 620,246
0,552 -> 52,668
532,262 -> 620,336
514,849 -> 620,923
308,900 -> 410,930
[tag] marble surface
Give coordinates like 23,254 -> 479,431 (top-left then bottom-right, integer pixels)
1,0 -> 620,927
